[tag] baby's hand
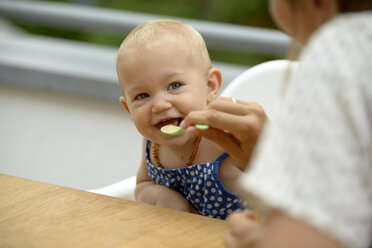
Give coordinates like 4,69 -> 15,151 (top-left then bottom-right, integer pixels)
224,210 -> 264,248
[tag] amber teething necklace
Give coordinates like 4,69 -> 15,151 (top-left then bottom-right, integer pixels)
152,136 -> 201,168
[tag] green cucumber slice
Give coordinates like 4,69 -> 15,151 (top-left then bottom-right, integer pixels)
194,124 -> 209,130
160,125 -> 184,135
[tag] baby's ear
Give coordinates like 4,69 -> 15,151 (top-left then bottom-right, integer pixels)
119,96 -> 130,113
207,67 -> 222,103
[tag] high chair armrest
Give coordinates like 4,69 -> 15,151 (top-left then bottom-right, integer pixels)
89,176 -> 136,201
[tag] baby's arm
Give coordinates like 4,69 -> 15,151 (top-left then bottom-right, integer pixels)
219,156 -> 246,195
134,139 -> 199,214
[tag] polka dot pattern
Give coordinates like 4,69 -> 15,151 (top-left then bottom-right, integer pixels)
146,140 -> 244,220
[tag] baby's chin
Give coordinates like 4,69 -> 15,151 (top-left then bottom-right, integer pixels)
157,132 -> 193,146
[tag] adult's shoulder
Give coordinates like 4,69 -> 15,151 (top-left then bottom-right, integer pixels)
298,11 -> 372,90
310,11 -> 372,41
303,11 -> 372,58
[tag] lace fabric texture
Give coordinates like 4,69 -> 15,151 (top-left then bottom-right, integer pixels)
240,12 -> 372,248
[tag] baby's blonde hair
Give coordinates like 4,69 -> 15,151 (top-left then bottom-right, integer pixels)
116,19 -> 212,74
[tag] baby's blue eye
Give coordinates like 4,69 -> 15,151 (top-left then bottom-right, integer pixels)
168,82 -> 182,90
135,93 -> 149,100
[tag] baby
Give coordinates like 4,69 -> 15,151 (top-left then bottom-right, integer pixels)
116,19 -> 245,219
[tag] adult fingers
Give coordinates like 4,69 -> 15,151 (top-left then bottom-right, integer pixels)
226,211 -> 263,247
209,97 -> 266,117
182,111 -> 261,166
225,228 -> 261,248
227,211 -> 252,237
209,98 -> 267,138
183,108 -> 264,140
224,232 -> 241,248
182,97 -> 265,131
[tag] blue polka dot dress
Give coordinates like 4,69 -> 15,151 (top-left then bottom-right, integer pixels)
145,139 -> 245,220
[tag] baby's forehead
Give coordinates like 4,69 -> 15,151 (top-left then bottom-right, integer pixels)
124,32 -> 190,51
118,35 -> 201,67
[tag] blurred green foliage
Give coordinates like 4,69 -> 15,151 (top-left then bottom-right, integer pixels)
15,0 -> 280,66
99,0 -> 275,28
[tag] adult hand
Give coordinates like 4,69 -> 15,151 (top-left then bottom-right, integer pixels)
224,210 -> 264,248
181,97 -> 267,169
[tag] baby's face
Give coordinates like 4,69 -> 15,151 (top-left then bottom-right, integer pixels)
117,40 -> 210,147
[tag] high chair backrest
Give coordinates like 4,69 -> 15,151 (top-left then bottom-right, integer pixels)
221,59 -> 298,119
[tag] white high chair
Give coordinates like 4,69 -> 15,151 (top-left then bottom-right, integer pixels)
88,59 -> 298,200
221,59 -> 298,116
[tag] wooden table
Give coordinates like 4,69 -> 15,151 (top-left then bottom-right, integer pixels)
0,174 -> 229,248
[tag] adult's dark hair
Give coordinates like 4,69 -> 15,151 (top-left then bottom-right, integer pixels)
337,0 -> 372,12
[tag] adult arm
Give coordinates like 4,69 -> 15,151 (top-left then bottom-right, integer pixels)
224,210 -> 344,248
228,14 -> 372,248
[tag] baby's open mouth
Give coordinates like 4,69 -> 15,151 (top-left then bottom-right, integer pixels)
155,118 -> 182,129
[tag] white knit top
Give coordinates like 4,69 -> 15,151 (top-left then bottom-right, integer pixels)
240,12 -> 372,248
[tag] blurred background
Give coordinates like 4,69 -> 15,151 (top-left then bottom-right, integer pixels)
13,0 -> 278,66
0,0 -> 290,191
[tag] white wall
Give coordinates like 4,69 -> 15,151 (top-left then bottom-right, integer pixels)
0,83 -> 142,190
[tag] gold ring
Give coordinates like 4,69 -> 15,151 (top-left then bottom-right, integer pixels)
231,97 -> 237,104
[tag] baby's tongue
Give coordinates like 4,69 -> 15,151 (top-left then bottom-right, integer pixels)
160,118 -> 180,128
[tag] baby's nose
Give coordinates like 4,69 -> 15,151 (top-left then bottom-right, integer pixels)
151,94 -> 172,113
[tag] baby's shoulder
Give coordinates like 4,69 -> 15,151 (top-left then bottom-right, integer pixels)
219,155 -> 241,171
197,138 -> 228,163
